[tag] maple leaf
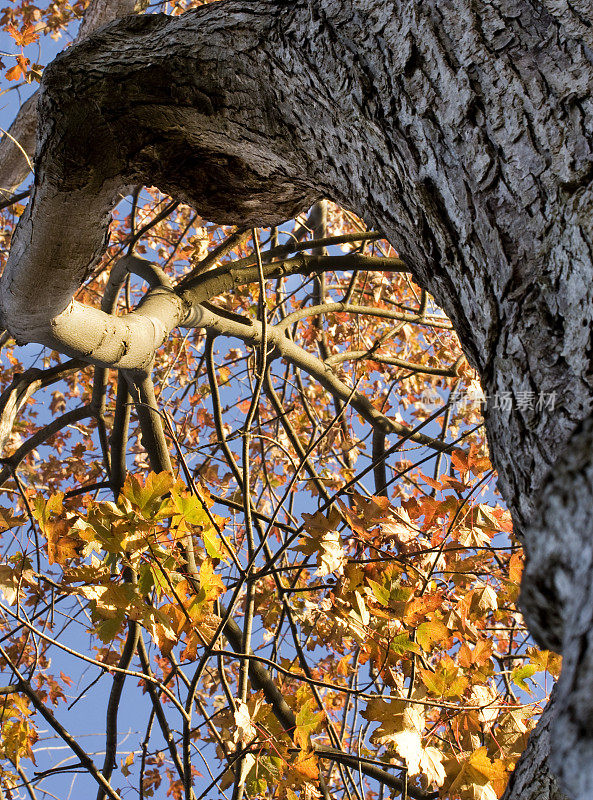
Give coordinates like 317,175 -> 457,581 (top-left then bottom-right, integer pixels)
150,620 -> 178,656
201,524 -> 231,562
0,564 -> 33,604
474,584 -> 498,612
443,747 -> 508,800
233,700 -> 257,746
469,684 -> 499,727
451,448 -> 470,476
508,552 -> 524,584
403,591 -> 444,625
291,750 -> 319,782
419,656 -> 469,699
511,663 -> 537,694
6,22 -> 39,46
416,618 -> 450,652
526,646 -> 562,678
421,746 -> 447,787
381,506 -> 420,548
1,717 -> 37,767
301,508 -> 342,537
457,526 -> 492,548
121,752 -> 134,777
315,528 -> 345,576
123,471 -> 175,515
362,697 -> 446,785
33,493 -> 83,565
494,709 -> 532,762
0,508 -> 25,532
3,62 -> 18,80
197,558 -> 226,602
362,697 -> 423,746
294,699 -> 325,750
299,508 -> 345,576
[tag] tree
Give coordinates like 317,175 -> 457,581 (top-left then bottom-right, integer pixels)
0,0 -> 590,798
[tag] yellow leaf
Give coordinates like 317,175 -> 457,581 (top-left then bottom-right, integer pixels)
469,685 -> 499,726
421,746 -> 446,787
468,747 -> 507,785
299,508 -> 345,576
121,752 -> 134,777
527,646 -> 562,678
291,751 -> 318,782
392,727 -> 424,774
362,698 -> 424,746
198,558 -> 226,602
151,621 -> 178,656
444,748 -> 507,800
353,589 -> 370,626
202,526 -> 230,562
508,552 -> 524,584
123,471 -> 174,515
234,700 -> 256,745
96,614 -> 125,643
475,584 -> 498,612
511,664 -> 536,694
295,699 -> 325,750
0,565 -> 30,605
416,619 -> 450,651
367,578 -> 389,606
316,528 -> 345,576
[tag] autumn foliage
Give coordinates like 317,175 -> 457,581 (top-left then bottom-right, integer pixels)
0,2 -> 559,799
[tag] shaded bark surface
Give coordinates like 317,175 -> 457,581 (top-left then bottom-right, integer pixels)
1,1 -> 593,797
501,684 -> 566,800
0,0 -> 138,200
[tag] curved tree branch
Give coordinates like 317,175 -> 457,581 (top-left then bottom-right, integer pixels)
0,359 -> 84,454
0,0 -> 139,200
2,2 -> 593,797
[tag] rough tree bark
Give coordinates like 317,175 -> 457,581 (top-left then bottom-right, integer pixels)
0,1 -> 591,797
0,0 -> 138,200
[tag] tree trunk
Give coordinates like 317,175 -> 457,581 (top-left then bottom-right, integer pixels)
1,1 -> 592,796
0,0 -> 138,200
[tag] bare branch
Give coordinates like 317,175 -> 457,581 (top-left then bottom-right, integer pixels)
97,620 -> 140,800
0,360 -> 84,454
197,304 -> 450,453
0,645 -> 125,800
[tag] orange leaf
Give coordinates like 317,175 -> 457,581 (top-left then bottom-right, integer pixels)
451,448 -> 470,476
291,751 -> 318,781
6,22 -> 39,46
508,552 -> 524,584
5,64 -> 22,81
418,471 -> 442,491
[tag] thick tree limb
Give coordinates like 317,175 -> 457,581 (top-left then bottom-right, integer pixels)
501,686 -> 568,800
0,94 -> 37,200
0,0 -> 139,200
74,0 -> 139,42
2,2 -> 593,797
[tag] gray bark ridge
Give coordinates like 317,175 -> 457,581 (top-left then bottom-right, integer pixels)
2,2 -> 593,798
0,0 -> 139,200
